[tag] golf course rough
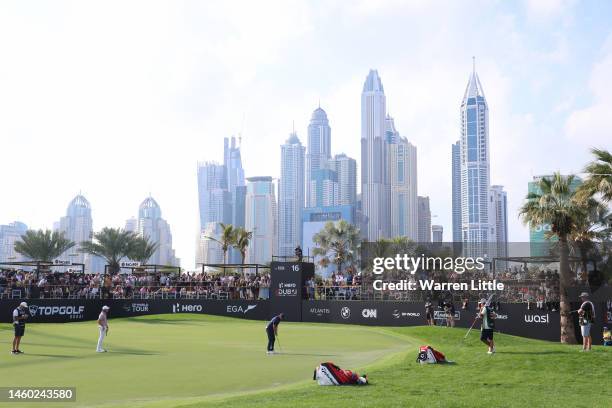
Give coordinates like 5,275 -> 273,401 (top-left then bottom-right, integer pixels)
1,314 -> 610,408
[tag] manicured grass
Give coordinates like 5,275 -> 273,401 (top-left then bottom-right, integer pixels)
1,315 -> 610,408
187,326 -> 612,408
0,314 -> 406,408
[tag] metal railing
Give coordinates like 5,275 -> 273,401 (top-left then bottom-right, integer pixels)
0,284 -> 272,300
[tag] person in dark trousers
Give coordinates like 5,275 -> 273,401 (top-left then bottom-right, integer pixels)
578,292 -> 595,352
294,246 -> 303,262
478,298 -> 497,354
425,300 -> 435,326
12,302 -> 29,354
266,313 -> 284,354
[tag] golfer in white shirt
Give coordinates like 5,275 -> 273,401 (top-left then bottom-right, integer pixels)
96,305 -> 110,353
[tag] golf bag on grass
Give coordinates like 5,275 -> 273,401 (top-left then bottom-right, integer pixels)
416,345 -> 448,364
313,362 -> 368,385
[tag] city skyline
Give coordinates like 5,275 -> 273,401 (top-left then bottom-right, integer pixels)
1,1 -> 611,267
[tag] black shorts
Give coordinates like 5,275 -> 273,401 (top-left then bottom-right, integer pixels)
14,325 -> 25,337
425,312 -> 433,320
480,329 -> 493,341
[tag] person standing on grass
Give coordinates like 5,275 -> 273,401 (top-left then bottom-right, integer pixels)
578,292 -> 595,352
12,302 -> 29,354
265,313 -> 284,354
425,300 -> 435,326
478,298 -> 496,354
96,305 -> 110,353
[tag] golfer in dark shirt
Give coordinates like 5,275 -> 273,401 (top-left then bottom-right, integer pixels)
266,313 -> 284,354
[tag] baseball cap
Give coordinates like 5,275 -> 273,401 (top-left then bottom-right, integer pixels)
19,302 -> 28,308
102,305 -> 110,310
579,292 -> 589,298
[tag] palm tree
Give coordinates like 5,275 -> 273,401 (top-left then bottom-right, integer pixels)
568,201 -> 611,284
234,227 -> 253,264
205,223 -> 236,264
580,148 -> 612,202
128,236 -> 159,265
519,173 -> 589,344
14,230 -> 75,271
312,220 -> 361,275
80,228 -> 136,274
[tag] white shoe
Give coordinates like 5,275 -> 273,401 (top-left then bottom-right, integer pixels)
96,349 -> 107,353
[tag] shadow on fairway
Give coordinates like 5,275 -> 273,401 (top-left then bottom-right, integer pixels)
275,353 -> 339,357
128,317 -> 203,325
500,351 -> 567,355
108,350 -> 161,355
23,353 -> 80,358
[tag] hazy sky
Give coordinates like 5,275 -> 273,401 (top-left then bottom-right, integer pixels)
1,0 -> 611,268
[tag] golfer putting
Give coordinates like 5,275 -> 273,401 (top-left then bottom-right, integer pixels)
265,313 -> 284,354
96,305 -> 110,353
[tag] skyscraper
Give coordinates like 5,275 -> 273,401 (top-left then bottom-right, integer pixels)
278,132 -> 305,257
127,196 -> 178,266
56,194 -> 93,267
224,136 -> 246,227
489,185 -> 509,261
460,60 -> 491,254
386,115 -> 418,240
0,221 -> 28,263
361,69 -> 390,240
306,106 -> 332,208
432,225 -> 443,243
197,162 -> 232,227
451,140 -> 462,243
417,196 -> 431,243
245,177 -> 277,264
328,153 -> 357,206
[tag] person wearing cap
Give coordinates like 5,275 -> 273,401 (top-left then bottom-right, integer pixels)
265,313 -> 284,354
12,301 -> 29,354
578,292 -> 595,352
96,305 -> 110,353
478,298 -> 496,354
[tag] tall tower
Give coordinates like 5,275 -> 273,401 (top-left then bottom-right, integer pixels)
245,177 -> 277,264
133,196 -> 178,266
451,140 -> 462,243
329,153 -> 357,206
361,69 -> 389,240
386,115 -> 418,240
279,132 -> 305,257
460,59 -> 491,254
306,106 -> 332,208
489,185 -> 508,262
56,194 -> 93,267
417,196 -> 431,243
0,221 -> 28,263
224,136 -> 246,227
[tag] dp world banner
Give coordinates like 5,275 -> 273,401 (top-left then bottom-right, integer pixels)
0,299 -> 270,324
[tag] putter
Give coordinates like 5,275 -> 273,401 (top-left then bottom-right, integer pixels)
276,335 -> 283,354
463,294 -> 494,340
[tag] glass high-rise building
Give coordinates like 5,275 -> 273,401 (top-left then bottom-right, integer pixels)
361,69 -> 390,240
278,132 -> 305,257
127,196 -> 178,266
386,115 -> 418,240
55,194 -> 93,269
245,177 -> 277,264
306,106 -> 331,208
489,185 -> 509,262
417,196 -> 431,243
0,221 -> 28,263
328,153 -> 357,207
460,62 -> 491,254
451,140 -> 462,243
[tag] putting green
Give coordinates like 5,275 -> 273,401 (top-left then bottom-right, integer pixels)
0,314 -> 410,408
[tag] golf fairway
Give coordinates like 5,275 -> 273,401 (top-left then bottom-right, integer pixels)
0,314 -> 409,408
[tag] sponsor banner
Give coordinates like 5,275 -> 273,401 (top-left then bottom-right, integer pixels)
0,299 -> 269,323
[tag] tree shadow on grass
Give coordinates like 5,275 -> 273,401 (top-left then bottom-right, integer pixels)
22,353 -> 80,358
107,350 -> 161,356
275,352 -> 339,357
